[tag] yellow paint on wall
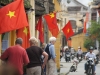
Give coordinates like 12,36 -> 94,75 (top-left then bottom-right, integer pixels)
55,33 -> 61,70
71,33 -> 87,52
54,0 -> 61,12
53,0 -> 61,71
10,30 -> 16,46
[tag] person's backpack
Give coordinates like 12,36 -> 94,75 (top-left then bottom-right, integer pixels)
45,44 -> 52,60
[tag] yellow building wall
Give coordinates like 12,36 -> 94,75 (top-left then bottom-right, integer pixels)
10,31 -> 16,46
71,33 -> 87,52
55,33 -> 61,70
54,0 -> 61,11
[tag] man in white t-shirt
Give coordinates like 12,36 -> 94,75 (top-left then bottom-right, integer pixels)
84,46 -> 96,74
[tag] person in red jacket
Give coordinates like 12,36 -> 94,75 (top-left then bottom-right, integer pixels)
0,38 -> 29,75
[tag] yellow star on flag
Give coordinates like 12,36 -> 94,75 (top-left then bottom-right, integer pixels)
42,28 -> 44,32
67,29 -> 70,33
23,27 -> 28,35
7,11 -> 15,18
49,13 -> 54,18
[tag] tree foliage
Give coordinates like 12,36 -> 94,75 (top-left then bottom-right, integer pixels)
88,21 -> 100,41
84,38 -> 95,50
84,21 -> 100,49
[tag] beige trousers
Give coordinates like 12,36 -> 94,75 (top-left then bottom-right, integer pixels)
46,59 -> 57,75
26,66 -> 41,75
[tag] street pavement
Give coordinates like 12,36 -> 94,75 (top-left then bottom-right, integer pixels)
60,57 -> 100,75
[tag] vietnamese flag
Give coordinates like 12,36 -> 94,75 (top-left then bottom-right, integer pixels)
36,16 -> 44,43
44,13 -> 59,37
0,0 -> 28,34
83,12 -> 89,33
83,22 -> 86,33
17,26 -> 30,49
62,21 -> 74,40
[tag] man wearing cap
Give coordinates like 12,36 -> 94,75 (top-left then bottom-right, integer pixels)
84,46 -> 96,75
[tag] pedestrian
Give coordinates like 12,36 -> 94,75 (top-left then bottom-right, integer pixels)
46,37 -> 57,75
0,38 -> 29,75
41,43 -> 47,75
26,37 -> 48,75
41,43 -> 47,50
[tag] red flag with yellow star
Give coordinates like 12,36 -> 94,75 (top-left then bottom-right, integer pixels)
36,16 -> 44,43
0,0 -> 28,34
17,26 -> 30,49
62,21 -> 74,40
44,13 -> 59,37
83,12 -> 89,33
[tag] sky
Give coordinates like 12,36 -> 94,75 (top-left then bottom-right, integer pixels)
77,0 -> 93,6
61,0 -> 93,7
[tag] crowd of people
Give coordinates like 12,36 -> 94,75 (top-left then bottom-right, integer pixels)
0,36 -> 99,75
0,36 -> 57,75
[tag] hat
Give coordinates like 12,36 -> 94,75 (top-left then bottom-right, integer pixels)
71,47 -> 74,49
89,46 -> 94,50
78,46 -> 81,48
64,46 -> 68,50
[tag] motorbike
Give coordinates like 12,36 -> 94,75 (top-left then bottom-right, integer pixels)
65,52 -> 71,62
78,54 -> 82,62
95,54 -> 99,65
86,58 -> 95,75
71,53 -> 75,60
70,58 -> 79,72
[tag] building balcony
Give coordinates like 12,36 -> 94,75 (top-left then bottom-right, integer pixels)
35,1 -> 45,16
49,1 -> 55,12
0,0 -> 32,11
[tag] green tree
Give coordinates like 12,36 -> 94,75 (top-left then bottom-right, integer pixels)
88,21 -> 100,42
84,21 -> 100,49
84,38 -> 95,50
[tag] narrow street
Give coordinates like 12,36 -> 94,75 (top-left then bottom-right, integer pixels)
60,57 -> 100,75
